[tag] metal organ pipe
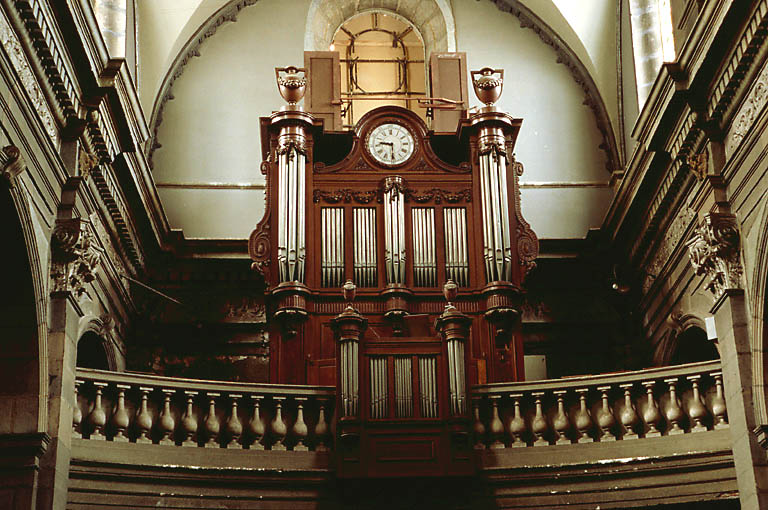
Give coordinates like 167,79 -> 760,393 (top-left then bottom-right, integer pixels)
383,177 -> 406,285
276,126 -> 307,283
478,127 -> 512,282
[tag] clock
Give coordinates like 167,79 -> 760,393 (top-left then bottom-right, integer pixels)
365,122 -> 416,166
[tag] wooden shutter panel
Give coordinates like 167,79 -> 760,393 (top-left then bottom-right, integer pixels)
429,52 -> 469,133
304,51 -> 341,131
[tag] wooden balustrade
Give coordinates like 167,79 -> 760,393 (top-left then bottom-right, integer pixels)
471,361 -> 727,448
74,368 -> 335,450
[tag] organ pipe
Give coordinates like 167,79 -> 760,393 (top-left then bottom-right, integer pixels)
478,127 -> 512,282
276,126 -> 307,283
383,176 -> 406,285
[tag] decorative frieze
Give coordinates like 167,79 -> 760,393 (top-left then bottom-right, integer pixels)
726,57 -> 768,155
312,186 -> 472,205
643,208 -> 697,293
50,218 -> 102,297
687,213 -> 743,300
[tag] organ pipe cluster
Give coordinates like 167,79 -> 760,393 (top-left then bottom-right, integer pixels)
276,126 -> 307,283
383,176 -> 407,285
478,127 -> 513,283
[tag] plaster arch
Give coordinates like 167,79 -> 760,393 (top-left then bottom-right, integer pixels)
303,0 -> 456,56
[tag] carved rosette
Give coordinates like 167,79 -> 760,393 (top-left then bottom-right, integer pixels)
686,213 -> 743,300
50,219 -> 102,297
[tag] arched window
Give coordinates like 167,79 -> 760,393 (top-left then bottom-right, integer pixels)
331,12 -> 426,127
670,326 -> 719,365
77,332 -> 111,370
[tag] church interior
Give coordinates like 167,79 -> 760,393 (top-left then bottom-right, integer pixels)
1,0 -> 768,508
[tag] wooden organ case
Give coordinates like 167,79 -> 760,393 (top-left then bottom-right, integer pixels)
250,64 -> 538,477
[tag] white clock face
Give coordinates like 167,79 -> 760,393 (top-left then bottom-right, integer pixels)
366,123 -> 415,166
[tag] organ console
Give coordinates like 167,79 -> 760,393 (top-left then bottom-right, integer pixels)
249,57 -> 538,477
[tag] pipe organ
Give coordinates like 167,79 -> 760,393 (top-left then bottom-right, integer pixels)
250,62 -> 538,478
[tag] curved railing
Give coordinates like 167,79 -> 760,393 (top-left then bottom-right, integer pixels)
73,368 -> 335,451
470,360 -> 727,447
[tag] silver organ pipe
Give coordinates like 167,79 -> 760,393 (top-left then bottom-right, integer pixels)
321,208 -> 344,288
412,208 -> 437,287
444,208 -> 469,287
340,338 -> 359,418
446,339 -> 467,416
478,128 -> 513,282
276,129 -> 306,283
353,208 -> 377,286
370,357 -> 388,419
394,356 -> 413,418
418,356 -> 438,418
383,176 -> 406,285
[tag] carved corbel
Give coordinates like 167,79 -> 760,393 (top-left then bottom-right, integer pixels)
50,218 -> 102,297
686,213 -> 743,300
0,145 -> 25,182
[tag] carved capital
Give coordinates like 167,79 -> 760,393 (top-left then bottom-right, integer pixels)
0,145 -> 24,182
50,219 -> 102,297
687,213 -> 743,300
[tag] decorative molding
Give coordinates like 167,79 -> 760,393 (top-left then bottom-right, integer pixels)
688,146 -> 709,182
312,186 -> 472,205
78,148 -> 100,180
491,0 -> 620,173
687,213 -> 743,301
727,58 -> 768,155
643,208 -> 697,293
707,0 -> 768,125
147,0 -> 259,168
0,9 -> 58,142
224,297 -> 267,323
50,218 -> 102,297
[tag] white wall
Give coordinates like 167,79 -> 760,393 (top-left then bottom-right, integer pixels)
151,0 -> 310,238
151,0 -> 612,239
455,0 -> 612,239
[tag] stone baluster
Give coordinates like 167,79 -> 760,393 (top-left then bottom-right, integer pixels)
553,390 -> 571,445
225,394 -> 243,449
472,397 -> 485,449
596,386 -> 616,442
271,397 -> 288,451
249,395 -> 265,450
73,379 -> 83,439
158,389 -> 176,445
507,393 -> 526,447
686,375 -> 708,432
641,381 -> 662,437
663,378 -> 684,435
619,383 -> 639,440
88,382 -> 108,440
574,388 -> 593,443
314,398 -> 330,452
203,392 -> 221,448
181,390 -> 198,447
488,396 -> 505,449
111,384 -> 131,442
135,386 -> 153,444
710,372 -> 728,429
292,397 -> 309,451
531,392 -> 549,446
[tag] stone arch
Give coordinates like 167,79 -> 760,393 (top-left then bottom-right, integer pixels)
77,316 -> 118,371
303,0 -> 456,57
670,325 -> 719,365
655,313 -> 714,366
749,192 -> 768,425
0,161 -> 48,434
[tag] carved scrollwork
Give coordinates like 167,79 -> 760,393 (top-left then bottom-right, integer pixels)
687,147 -> 708,181
510,156 -> 538,278
78,149 -> 100,180
406,188 -> 472,204
686,213 -> 743,300
276,139 -> 307,157
50,219 -> 102,297
249,209 -> 271,282
312,186 -> 472,205
0,145 -> 24,181
312,189 -> 378,204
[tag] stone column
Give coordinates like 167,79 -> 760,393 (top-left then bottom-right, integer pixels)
688,212 -> 768,509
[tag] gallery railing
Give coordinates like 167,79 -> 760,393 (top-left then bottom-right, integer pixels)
73,368 -> 335,451
470,360 -> 726,448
